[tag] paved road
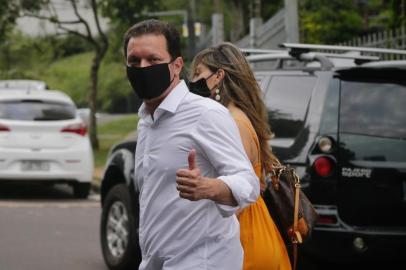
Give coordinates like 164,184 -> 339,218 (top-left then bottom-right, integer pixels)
0,183 -> 107,270
1,183 -> 402,270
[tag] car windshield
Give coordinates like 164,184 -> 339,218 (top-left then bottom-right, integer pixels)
0,100 -> 76,121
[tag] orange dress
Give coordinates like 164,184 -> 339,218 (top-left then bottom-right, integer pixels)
232,113 -> 291,270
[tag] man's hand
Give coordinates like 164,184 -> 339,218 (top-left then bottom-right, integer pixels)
176,149 -> 213,201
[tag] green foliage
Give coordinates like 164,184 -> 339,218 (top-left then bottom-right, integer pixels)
38,53 -> 93,106
0,0 -> 19,40
0,32 -> 134,114
299,0 -> 406,44
0,31 -> 93,73
0,32 -> 54,75
389,0 -> 406,27
2,0 -> 404,120
0,0 -> 48,42
101,0 -> 163,59
300,0 -> 364,44
55,34 -> 94,58
31,52 -> 134,112
261,0 -> 284,19
101,0 -> 163,27
365,0 -> 406,30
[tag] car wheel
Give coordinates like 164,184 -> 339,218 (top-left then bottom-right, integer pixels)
101,184 -> 141,270
73,182 -> 91,199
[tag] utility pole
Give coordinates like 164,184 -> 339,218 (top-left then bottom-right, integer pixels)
253,0 -> 261,18
214,0 -> 221,12
187,0 -> 196,60
284,0 -> 299,43
212,0 -> 224,45
250,0 -> 263,48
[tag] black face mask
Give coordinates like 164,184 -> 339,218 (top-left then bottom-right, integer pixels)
126,62 -> 174,100
188,72 -> 216,98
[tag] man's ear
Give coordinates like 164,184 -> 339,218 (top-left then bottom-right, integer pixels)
173,57 -> 184,78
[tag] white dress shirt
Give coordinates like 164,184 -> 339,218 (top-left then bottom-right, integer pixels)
135,80 -> 259,270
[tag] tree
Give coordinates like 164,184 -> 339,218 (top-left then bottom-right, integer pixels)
299,0 -> 365,44
101,0 -> 163,59
298,0 -> 405,44
24,0 -> 108,149
0,0 -> 19,41
0,0 -> 46,42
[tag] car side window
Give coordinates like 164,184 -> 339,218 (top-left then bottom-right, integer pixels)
339,80 -> 406,139
263,75 -> 316,144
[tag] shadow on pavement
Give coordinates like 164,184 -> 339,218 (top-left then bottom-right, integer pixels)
0,182 -> 76,200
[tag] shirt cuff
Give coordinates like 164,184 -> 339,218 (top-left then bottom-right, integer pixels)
215,175 -> 258,217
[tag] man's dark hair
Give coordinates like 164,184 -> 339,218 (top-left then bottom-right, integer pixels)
123,19 -> 181,60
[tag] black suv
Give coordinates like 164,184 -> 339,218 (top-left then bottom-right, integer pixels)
99,44 -> 406,269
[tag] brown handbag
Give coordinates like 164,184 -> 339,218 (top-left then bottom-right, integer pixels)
263,163 -> 319,270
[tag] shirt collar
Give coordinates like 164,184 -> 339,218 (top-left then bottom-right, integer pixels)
138,80 -> 189,120
158,80 -> 188,114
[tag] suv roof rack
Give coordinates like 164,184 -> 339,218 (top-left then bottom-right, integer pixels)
244,50 -> 379,62
280,43 -> 406,56
242,49 -> 378,70
241,43 -> 406,70
241,48 -> 286,55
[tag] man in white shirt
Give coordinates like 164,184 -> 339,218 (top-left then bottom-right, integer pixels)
124,19 -> 259,270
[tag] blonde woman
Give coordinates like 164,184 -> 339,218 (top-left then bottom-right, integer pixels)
189,42 -> 291,270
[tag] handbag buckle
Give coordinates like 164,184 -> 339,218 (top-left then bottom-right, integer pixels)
291,231 -> 303,244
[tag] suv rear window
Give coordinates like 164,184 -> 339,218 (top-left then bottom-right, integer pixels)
0,100 -> 76,121
263,75 -> 316,139
340,80 -> 406,139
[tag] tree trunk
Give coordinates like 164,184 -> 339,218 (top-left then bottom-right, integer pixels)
88,45 -> 107,150
88,51 -> 100,149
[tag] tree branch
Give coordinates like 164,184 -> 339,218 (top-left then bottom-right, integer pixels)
23,12 -> 81,24
69,0 -> 94,41
90,0 -> 108,48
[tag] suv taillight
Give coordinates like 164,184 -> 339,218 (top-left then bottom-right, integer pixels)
0,124 -> 10,132
61,123 -> 87,136
313,156 -> 334,177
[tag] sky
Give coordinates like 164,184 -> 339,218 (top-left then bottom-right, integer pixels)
16,0 -> 109,37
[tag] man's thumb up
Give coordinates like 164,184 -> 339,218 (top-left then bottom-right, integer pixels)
188,149 -> 197,170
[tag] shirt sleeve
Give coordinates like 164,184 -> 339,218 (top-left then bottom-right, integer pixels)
191,107 -> 260,217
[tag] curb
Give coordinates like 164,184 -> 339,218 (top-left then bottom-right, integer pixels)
91,181 -> 101,194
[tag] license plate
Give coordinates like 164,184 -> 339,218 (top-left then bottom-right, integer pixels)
21,161 -> 50,171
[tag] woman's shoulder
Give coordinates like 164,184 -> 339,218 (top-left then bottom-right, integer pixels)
229,105 -> 253,128
229,105 -> 259,143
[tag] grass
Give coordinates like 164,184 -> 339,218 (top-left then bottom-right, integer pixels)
29,52 -> 131,110
94,114 -> 139,171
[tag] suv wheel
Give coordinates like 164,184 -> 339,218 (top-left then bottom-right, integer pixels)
101,184 -> 141,270
73,183 -> 90,199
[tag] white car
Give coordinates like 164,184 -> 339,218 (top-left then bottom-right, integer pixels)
0,89 -> 93,198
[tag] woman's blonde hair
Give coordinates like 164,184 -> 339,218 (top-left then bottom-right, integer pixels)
190,42 -> 278,174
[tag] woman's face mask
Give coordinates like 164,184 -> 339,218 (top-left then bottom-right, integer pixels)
188,72 -> 216,98
126,61 -> 174,100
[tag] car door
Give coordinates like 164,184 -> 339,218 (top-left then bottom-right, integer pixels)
336,68 -> 406,227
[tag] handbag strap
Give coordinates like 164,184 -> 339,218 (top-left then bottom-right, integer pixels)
291,169 -> 302,270
267,165 -> 303,270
